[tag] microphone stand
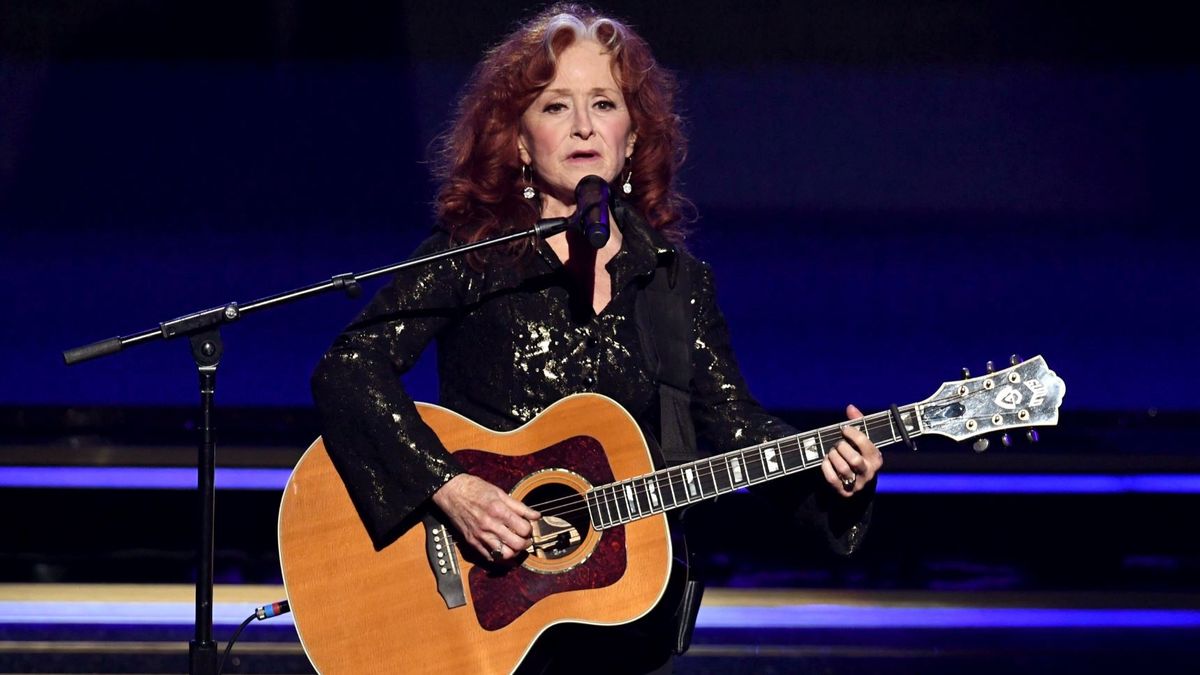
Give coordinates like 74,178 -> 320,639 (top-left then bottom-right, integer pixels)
62,216 -> 573,675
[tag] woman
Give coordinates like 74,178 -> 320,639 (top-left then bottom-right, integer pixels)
312,4 -> 881,673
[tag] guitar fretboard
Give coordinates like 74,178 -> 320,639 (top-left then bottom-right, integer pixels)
585,405 -> 921,530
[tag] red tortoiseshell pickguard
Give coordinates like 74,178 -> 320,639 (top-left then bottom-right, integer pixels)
454,436 -> 627,631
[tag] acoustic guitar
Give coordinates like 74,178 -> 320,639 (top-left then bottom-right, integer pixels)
278,355 -> 1065,673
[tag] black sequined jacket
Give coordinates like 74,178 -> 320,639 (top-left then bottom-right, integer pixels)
311,204 -> 873,555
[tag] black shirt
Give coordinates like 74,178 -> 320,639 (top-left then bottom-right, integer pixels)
311,205 -> 869,553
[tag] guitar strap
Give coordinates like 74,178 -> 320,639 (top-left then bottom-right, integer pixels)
634,245 -> 699,467
633,240 -> 707,655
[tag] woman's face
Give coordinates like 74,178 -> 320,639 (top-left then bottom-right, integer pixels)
518,40 -> 637,217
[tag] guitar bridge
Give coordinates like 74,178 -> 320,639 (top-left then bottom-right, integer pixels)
422,514 -> 465,609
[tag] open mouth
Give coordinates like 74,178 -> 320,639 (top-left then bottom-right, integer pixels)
567,151 -> 600,161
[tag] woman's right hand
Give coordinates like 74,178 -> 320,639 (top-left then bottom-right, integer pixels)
432,474 -> 541,562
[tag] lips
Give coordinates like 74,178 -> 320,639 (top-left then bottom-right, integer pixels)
567,150 -> 600,161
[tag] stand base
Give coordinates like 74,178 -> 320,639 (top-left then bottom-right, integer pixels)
189,639 -> 218,675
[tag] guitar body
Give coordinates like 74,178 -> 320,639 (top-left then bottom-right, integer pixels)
279,355 -> 1068,673
278,393 -> 673,674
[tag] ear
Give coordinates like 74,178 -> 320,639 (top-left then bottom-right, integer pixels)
517,137 -> 532,166
625,131 -> 637,158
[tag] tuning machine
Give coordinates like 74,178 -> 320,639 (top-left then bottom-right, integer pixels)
986,360 -> 995,373
1001,433 -> 1012,447
972,437 -> 989,453
1010,354 -> 1023,366
1027,430 -> 1039,443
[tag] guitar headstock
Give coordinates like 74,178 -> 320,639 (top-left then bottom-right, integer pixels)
917,355 -> 1065,442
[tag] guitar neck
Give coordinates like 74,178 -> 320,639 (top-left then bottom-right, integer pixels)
585,405 -> 923,530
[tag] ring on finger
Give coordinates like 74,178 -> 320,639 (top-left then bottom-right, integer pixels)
490,542 -> 505,560
841,474 -> 857,490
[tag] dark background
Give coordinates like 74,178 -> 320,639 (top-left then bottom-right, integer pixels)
1,1 -> 1199,594
3,0 -> 1196,412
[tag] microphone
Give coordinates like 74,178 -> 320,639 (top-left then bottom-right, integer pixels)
573,175 -> 610,249
530,175 -> 611,247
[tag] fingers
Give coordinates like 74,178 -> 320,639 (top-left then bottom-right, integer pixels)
431,474 -> 539,562
821,404 -> 885,497
821,458 -> 856,496
507,494 -> 541,523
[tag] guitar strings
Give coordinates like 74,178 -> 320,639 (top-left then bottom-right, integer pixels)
522,413 -> 903,520
517,390 -> 973,516
522,404 -> 1021,523
523,413 -> 900,518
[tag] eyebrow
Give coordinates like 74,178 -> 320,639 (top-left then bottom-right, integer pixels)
542,87 -> 619,97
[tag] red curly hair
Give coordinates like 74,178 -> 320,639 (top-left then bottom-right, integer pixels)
433,3 -> 689,259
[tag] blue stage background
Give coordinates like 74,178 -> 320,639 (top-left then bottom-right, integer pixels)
1,2 -> 1196,414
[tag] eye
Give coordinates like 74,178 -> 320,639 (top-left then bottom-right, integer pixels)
542,102 -> 567,113
594,100 -> 617,110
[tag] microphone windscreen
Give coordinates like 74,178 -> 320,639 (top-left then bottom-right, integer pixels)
574,175 -> 610,248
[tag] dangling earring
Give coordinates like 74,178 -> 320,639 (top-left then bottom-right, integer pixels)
522,164 -> 536,199
621,160 -> 633,195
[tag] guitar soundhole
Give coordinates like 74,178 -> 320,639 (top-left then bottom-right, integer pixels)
524,482 -> 591,561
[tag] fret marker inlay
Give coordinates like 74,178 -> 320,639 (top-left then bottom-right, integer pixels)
764,448 -> 780,473
802,437 -> 819,462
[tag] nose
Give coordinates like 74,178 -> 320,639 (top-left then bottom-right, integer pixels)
571,105 -> 593,139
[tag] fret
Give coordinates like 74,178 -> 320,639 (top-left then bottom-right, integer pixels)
601,486 -> 618,525
623,483 -> 640,520
816,427 -> 836,457
761,444 -> 783,477
682,466 -> 699,500
776,439 -> 801,473
646,477 -> 662,512
633,478 -> 653,515
612,484 -> 630,522
727,455 -> 745,486
744,446 -> 768,483
658,472 -> 678,510
708,457 -> 729,494
869,413 -> 893,446
666,468 -> 684,505
885,411 -> 899,446
800,434 -> 822,465
695,459 -> 718,497
859,415 -> 878,446
587,492 -> 606,529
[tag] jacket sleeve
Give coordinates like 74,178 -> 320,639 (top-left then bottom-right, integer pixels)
686,260 -> 873,555
310,233 -> 467,551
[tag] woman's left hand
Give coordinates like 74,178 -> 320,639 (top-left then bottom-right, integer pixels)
820,404 -> 884,497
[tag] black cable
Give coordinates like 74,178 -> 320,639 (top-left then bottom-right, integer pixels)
217,600 -> 290,675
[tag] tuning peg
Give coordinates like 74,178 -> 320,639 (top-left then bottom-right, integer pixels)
961,367 -> 971,379
1026,429 -> 1039,443
986,360 -> 995,373
1010,354 -> 1022,366
972,437 -> 989,453
1001,433 -> 1012,447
